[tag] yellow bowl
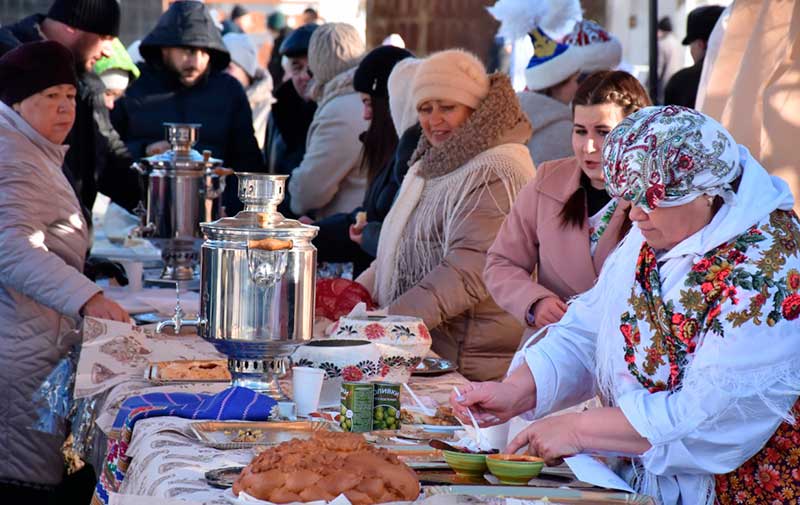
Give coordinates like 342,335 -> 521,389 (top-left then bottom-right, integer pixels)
486,454 -> 545,485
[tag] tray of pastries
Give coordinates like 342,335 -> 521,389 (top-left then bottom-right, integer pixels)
190,420 -> 330,449
143,359 -> 231,383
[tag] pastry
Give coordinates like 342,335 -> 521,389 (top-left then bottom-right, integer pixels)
155,359 -> 231,380
233,431 -> 420,504
355,211 -> 367,228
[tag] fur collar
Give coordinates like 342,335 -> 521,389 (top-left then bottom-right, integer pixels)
311,66 -> 358,109
411,73 -> 533,180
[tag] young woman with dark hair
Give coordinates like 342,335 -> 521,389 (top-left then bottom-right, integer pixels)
485,70 -> 651,337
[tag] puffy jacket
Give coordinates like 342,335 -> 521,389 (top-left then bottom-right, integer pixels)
111,1 -> 264,214
0,102 -> 101,487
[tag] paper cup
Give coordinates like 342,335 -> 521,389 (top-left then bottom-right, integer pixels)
291,366 -> 325,417
119,260 -> 144,291
483,421 -> 511,451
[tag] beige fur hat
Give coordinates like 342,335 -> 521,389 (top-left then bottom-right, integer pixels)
308,22 -> 365,88
411,49 -> 489,109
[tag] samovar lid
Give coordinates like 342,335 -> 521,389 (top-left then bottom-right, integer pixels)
139,123 -> 224,171
201,173 -> 319,241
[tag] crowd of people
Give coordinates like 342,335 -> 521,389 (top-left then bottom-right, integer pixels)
0,0 -> 797,504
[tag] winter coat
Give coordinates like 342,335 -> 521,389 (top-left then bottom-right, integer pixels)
517,91 -> 574,166
268,27 -> 291,85
111,1 -> 263,214
358,74 -> 535,381
288,67 -> 369,219
0,102 -> 101,487
0,14 -> 140,214
664,61 -> 703,108
484,156 -> 630,339
248,69 -> 274,150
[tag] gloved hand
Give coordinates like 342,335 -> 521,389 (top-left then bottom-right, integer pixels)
84,256 -> 129,286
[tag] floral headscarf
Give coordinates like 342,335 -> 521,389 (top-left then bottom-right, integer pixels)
602,106 -> 741,212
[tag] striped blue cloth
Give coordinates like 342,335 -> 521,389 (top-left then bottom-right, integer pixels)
112,386 -> 276,430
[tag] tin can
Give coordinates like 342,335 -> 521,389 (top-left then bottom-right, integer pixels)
340,382 -> 373,432
372,382 -> 401,430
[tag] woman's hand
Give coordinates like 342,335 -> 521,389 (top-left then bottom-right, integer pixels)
506,413 -> 584,466
349,222 -> 366,245
533,297 -> 568,327
298,216 -> 314,225
450,367 -> 537,426
81,293 -> 129,322
145,140 -> 171,156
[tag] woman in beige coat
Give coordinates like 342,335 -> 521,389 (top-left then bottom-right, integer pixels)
358,50 -> 535,381
485,71 -> 650,338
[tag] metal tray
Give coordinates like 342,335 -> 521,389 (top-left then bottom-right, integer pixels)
143,360 -> 231,384
413,357 -> 457,376
423,485 -> 656,504
189,420 -> 329,449
205,466 -> 244,489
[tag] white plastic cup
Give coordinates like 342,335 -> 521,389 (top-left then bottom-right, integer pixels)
483,421 -> 511,452
291,366 -> 325,417
118,260 -> 144,291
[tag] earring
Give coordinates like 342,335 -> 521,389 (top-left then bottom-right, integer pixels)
707,196 -> 714,207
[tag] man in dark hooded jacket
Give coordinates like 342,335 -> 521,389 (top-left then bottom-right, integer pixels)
112,1 -> 264,214
0,0 -> 142,214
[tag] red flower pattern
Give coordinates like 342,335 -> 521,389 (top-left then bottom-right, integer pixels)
781,294 -> 800,321
341,366 -> 363,382
788,271 -> 800,291
418,324 -> 431,341
677,154 -> 694,171
363,323 -> 385,340
645,183 -> 665,209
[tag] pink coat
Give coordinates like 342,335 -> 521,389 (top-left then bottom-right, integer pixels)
484,156 -> 629,332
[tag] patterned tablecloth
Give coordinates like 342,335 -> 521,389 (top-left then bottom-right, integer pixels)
80,321 -> 468,504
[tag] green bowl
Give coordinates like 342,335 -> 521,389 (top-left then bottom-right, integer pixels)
443,450 -> 488,476
486,454 -> 545,485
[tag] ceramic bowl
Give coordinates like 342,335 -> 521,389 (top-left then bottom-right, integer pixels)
443,450 -> 488,476
332,314 -> 432,383
486,454 -> 545,485
291,339 -> 386,407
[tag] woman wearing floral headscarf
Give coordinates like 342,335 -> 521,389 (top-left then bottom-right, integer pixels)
452,106 -> 800,505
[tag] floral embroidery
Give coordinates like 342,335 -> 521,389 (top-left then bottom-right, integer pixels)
619,210 -> 799,393
589,199 -> 618,254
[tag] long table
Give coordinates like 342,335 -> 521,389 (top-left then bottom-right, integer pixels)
77,319 -> 467,504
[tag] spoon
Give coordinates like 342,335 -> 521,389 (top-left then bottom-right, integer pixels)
453,386 -> 486,447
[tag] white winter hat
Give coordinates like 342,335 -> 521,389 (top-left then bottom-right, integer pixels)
411,49 -> 489,109
223,32 -> 258,79
387,57 -> 421,133
561,19 -> 623,73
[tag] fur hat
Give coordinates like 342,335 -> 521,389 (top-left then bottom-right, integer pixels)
47,0 -> 120,37
387,57 -> 421,133
0,41 -> 78,106
561,19 -> 622,73
223,32 -> 258,79
411,49 -> 489,109
524,27 -> 583,91
308,22 -> 365,88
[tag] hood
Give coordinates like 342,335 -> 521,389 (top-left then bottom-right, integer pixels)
410,72 -> 533,179
517,90 -> 572,134
0,101 -> 68,168
314,66 -> 358,111
388,57 -> 421,134
661,146 -> 795,262
139,1 -> 230,73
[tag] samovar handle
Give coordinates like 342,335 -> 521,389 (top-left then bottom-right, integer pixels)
247,238 -> 293,251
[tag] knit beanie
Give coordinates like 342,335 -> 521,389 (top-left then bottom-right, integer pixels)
223,32 -> 258,79
353,45 -> 412,98
411,49 -> 489,109
94,38 -> 140,80
231,5 -> 248,21
47,0 -> 120,37
0,41 -> 78,106
308,22 -> 365,88
267,11 -> 287,31
279,23 -> 318,57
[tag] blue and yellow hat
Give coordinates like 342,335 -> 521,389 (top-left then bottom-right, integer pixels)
524,26 -> 583,91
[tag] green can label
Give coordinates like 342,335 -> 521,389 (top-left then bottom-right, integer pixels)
372,382 -> 401,430
340,382 -> 374,432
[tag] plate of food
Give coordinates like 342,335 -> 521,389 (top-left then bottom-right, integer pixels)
189,420 -> 330,449
144,359 -> 231,383
401,406 -> 462,432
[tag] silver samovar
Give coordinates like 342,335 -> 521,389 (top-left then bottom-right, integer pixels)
132,123 -> 230,281
158,174 -> 318,399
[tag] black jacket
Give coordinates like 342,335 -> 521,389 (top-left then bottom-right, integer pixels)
0,15 -> 140,214
664,61 -> 703,109
268,27 -> 291,85
111,2 -> 263,214
265,79 -> 317,218
313,123 -> 421,275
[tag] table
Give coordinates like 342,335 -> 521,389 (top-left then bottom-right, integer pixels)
78,320 -> 467,504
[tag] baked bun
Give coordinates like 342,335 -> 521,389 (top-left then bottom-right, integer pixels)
233,431 -> 419,504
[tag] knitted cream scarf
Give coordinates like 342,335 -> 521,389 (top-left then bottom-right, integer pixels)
373,73 -> 533,306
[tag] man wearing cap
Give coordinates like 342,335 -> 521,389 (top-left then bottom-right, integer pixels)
111,1 -> 264,215
0,0 -> 142,214
224,32 -> 274,150
664,5 -> 725,108
264,23 -> 319,217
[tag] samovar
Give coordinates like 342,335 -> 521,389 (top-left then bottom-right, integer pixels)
132,123 -> 230,280
157,173 -> 318,399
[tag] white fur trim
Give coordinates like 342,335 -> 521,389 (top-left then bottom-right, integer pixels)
572,38 -> 623,73
525,45 -> 583,91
